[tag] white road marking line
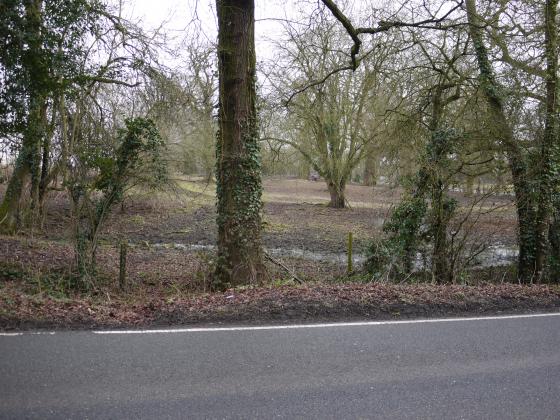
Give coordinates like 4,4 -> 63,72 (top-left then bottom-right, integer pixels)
1,312 -> 558,337
93,312 -> 560,335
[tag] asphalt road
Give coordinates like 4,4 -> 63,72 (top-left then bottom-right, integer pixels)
1,313 -> 560,419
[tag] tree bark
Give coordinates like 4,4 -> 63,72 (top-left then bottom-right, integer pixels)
28,97 -> 47,222
464,174 -> 474,197
363,150 -> 377,187
549,207 -> 560,280
327,180 -> 346,208
38,114 -> 52,209
214,0 -> 266,289
431,187 -> 454,284
0,153 -> 29,233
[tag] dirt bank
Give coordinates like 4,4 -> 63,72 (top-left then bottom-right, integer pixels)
1,283 -> 559,331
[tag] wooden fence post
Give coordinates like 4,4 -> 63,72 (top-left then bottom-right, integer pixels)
347,232 -> 353,274
119,241 -> 127,291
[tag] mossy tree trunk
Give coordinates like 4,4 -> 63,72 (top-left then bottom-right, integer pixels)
534,0 -> 559,281
549,204 -> 560,279
430,184 -> 455,284
214,0 -> 266,289
69,186 -> 98,287
425,83 -> 460,284
0,0 -> 46,234
27,97 -> 47,223
39,104 -> 55,211
0,148 -> 30,233
466,0 -> 537,283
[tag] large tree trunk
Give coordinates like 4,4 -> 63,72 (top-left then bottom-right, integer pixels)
534,0 -> 558,281
0,153 -> 29,233
0,95 -> 46,233
466,0 -> 537,283
327,180 -> 346,208
214,0 -> 265,289
0,0 -> 46,233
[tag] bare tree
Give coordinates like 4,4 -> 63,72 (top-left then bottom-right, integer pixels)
271,15 -> 397,207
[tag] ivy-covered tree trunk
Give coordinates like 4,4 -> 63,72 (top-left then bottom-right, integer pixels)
27,97 -> 47,223
4,96 -> 47,230
466,0 -> 536,282
38,112 -> 53,211
69,186 -> 98,287
0,144 -> 30,233
214,0 -> 266,289
67,117 -> 166,288
534,0 -> 558,281
430,185 -> 455,284
549,203 -> 560,279
0,0 -> 46,234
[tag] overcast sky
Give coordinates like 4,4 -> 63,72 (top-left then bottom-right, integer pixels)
115,0 -> 460,71
118,0 -> 318,63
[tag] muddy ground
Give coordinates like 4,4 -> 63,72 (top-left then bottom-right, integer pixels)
37,177 -> 517,254
1,177 -> 534,330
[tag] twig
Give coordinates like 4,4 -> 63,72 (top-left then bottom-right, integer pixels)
264,252 -> 304,284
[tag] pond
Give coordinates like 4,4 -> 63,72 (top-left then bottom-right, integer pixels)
152,242 -> 519,270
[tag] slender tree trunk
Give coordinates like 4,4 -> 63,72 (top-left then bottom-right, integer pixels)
534,0 -> 559,281
430,185 -> 455,284
327,179 -> 346,208
363,152 -> 377,187
28,99 -> 47,222
39,118 -> 52,209
70,187 -> 97,289
214,0 -> 265,289
432,223 -> 449,283
464,175 -> 474,197
466,0 -> 536,282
